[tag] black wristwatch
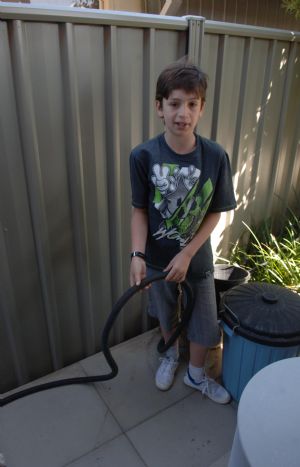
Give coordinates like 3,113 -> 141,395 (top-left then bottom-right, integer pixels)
131,251 -> 146,261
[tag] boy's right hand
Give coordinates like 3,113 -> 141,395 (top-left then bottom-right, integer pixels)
130,257 -> 147,287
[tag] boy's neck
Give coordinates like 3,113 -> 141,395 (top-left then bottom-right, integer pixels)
164,132 -> 197,155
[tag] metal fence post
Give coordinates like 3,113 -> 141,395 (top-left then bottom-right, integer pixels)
185,15 -> 205,66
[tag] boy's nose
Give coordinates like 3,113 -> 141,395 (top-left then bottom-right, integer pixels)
178,104 -> 189,117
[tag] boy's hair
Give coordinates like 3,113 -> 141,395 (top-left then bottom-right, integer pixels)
155,59 -> 208,105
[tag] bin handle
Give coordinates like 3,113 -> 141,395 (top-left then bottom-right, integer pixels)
223,303 -> 241,333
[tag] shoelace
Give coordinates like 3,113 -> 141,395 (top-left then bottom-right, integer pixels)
199,378 -> 210,396
187,368 -> 211,396
159,357 -> 178,372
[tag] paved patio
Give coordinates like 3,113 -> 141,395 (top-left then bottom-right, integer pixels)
0,329 -> 237,467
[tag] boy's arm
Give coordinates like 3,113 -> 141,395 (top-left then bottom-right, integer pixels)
164,211 -> 221,282
130,207 -> 148,286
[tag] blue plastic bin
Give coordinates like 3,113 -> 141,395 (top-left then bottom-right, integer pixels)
221,321 -> 300,401
220,282 -> 300,401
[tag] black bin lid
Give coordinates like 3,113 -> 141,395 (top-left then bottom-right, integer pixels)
220,282 -> 300,347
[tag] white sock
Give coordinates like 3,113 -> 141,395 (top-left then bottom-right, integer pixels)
166,343 -> 179,360
188,363 -> 204,382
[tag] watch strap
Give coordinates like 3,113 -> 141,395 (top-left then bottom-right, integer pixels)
131,251 -> 146,260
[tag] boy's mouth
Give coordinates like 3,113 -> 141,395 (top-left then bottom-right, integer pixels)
175,122 -> 190,129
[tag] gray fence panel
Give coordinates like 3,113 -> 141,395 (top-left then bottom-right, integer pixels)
0,6 -> 188,392
177,0 -> 300,31
1,20 -> 55,389
201,24 -> 300,256
274,42 -> 300,216
0,5 -> 299,392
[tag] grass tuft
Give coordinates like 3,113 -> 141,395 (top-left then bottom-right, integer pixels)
223,211 -> 300,294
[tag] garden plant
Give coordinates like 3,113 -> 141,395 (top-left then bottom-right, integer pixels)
222,210 -> 300,294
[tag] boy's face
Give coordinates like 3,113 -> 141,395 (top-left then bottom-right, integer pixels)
156,89 -> 204,138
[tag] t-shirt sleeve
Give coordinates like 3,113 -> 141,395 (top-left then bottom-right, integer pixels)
209,151 -> 237,212
130,149 -> 149,208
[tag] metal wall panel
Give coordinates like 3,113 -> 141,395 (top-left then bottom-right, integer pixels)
0,4 -> 299,392
201,23 -> 300,257
177,0 -> 300,31
0,5 -> 188,392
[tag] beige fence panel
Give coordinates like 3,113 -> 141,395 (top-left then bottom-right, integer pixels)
0,4 -> 299,392
201,22 -> 300,257
0,5 -> 189,392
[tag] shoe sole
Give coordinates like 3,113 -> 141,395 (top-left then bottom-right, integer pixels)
155,382 -> 173,391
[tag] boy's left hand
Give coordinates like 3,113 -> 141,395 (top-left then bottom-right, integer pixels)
164,250 -> 192,282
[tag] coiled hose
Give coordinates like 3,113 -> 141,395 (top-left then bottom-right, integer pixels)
0,271 -> 194,406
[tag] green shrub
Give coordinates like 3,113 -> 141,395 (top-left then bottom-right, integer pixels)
282,0 -> 300,19
226,211 -> 300,293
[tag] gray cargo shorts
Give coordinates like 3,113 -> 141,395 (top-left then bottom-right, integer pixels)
147,267 -> 221,347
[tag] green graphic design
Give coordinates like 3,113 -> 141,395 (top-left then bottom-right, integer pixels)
165,178 -> 213,237
152,162 -> 213,246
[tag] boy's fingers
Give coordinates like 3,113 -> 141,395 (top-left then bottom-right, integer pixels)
135,273 -> 143,286
165,269 -> 175,281
136,278 -> 151,289
165,267 -> 185,282
163,263 -> 173,273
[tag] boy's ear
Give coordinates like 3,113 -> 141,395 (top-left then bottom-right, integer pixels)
156,100 -> 164,118
200,99 -> 205,112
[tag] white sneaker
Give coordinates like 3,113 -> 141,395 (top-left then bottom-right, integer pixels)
183,368 -> 231,404
155,356 -> 179,391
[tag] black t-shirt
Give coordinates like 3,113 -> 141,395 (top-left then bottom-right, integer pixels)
130,133 -> 236,280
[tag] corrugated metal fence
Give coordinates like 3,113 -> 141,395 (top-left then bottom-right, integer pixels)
0,4 -> 299,392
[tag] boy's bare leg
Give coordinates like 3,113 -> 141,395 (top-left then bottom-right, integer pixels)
189,341 -> 208,368
161,327 -> 176,345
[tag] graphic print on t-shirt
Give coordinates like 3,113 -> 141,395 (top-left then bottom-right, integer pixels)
151,163 -> 213,246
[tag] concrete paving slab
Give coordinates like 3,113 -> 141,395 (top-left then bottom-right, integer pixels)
127,392 -> 237,467
65,434 -> 146,467
0,330 -> 237,467
1,362 -> 85,402
0,382 -> 121,467
208,450 -> 231,467
79,329 -> 194,431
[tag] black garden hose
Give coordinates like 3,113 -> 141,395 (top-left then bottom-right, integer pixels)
0,272 -> 194,407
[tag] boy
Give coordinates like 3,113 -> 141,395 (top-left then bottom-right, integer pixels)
129,60 -> 236,404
